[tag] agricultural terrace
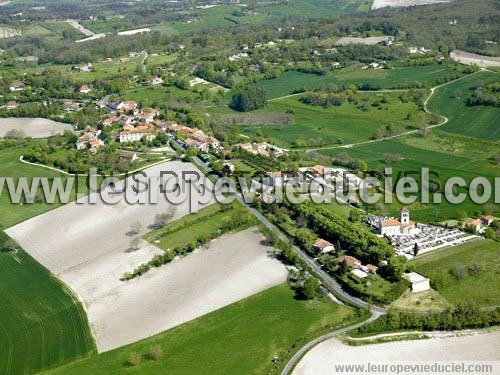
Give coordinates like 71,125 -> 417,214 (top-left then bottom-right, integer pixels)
217,90 -> 431,148
47,285 -> 364,374
144,203 -> 257,251
320,131 -> 499,222
427,70 -> 500,141
253,64 -> 464,99
0,233 -> 94,374
412,239 -> 500,308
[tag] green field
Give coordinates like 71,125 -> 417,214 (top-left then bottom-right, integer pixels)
123,85 -> 199,107
0,145 -> 89,229
427,71 -> 500,141
254,64 -> 463,99
320,131 -> 499,222
48,284 -> 363,374
225,90 -> 430,147
0,233 -> 94,374
413,240 -> 500,307
144,203 -> 257,251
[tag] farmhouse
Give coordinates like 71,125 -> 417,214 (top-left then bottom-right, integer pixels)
138,108 -> 159,123
366,264 -> 379,274
76,131 -> 104,154
342,255 -> 361,269
150,77 -> 164,85
119,100 -> 139,115
63,101 -> 81,113
75,62 -> 92,72
403,272 -> 430,293
119,150 -> 138,162
313,239 -> 335,254
105,100 -> 124,112
235,142 -> 285,157
464,218 -> 482,233
228,52 -> 249,62
189,77 -> 209,87
6,100 -> 17,110
79,84 -> 92,93
9,81 -> 25,92
119,126 -> 157,143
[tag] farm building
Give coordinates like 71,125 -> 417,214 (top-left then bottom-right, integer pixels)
9,81 -> 25,92
403,272 -> 430,293
313,239 -> 335,254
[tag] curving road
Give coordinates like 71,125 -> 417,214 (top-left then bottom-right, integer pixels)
193,154 -> 387,314
280,311 -> 383,375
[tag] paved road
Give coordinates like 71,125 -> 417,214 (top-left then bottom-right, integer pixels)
280,311 -> 383,375
192,155 -> 387,314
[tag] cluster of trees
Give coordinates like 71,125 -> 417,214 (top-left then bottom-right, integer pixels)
290,202 -> 397,269
299,84 -> 357,108
333,152 -> 368,172
123,206 -> 255,280
358,304 -> 500,334
467,82 -> 500,107
230,87 -> 267,112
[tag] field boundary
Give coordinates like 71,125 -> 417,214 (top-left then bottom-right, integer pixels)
19,155 -> 172,176
303,70 -> 484,152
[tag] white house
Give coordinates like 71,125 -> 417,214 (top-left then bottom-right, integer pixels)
79,84 -> 92,94
119,128 -> 157,143
313,239 -> 335,254
151,77 -> 163,85
9,81 -> 25,92
6,100 -> 18,110
403,272 -> 430,293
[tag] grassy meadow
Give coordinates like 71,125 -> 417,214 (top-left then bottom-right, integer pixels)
254,64 -> 463,99
0,145 -> 90,230
0,233 -> 95,374
48,284 -> 364,374
320,132 -> 499,222
412,239 -> 500,308
427,70 -> 500,141
144,203 -> 258,251
217,90 -> 430,148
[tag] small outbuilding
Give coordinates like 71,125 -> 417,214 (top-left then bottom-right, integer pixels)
403,272 -> 430,293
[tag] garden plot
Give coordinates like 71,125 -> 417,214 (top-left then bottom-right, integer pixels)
6,161 -> 286,352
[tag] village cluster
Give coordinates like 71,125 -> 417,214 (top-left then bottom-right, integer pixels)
74,98 -> 220,154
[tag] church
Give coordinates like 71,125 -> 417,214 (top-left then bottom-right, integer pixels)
377,208 -> 418,236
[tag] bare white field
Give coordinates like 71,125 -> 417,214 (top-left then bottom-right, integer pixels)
450,50 -> 500,68
293,331 -> 500,375
371,0 -> 450,9
6,161 -> 286,351
89,228 -> 287,351
335,36 -> 391,46
0,117 -> 74,138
